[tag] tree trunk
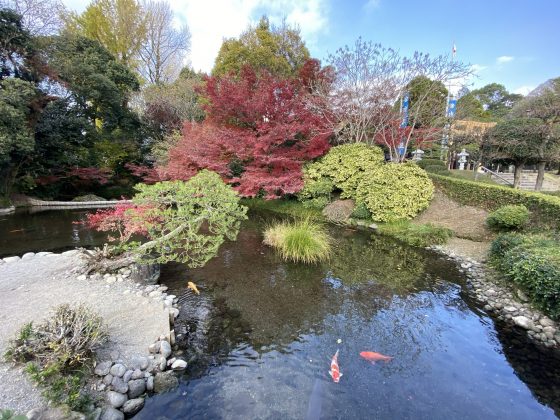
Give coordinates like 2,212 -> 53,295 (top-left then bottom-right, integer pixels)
513,164 -> 523,189
535,161 -> 546,191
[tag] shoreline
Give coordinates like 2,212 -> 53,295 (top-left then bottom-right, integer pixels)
0,251 -> 183,419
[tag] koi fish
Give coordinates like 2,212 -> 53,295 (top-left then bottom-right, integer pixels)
187,281 -> 200,295
359,351 -> 393,364
329,349 -> 342,383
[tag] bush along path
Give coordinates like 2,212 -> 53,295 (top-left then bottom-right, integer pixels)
429,245 -> 560,348
0,251 -> 184,419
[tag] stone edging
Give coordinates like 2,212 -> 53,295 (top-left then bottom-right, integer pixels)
429,245 -> 559,349
0,206 -> 15,215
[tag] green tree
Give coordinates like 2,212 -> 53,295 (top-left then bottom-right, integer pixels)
511,78 -> 560,189
456,92 -> 491,121
486,117 -> 545,188
63,0 -> 147,71
471,83 -> 523,120
0,7 -> 37,80
212,16 -> 310,78
406,75 -> 448,128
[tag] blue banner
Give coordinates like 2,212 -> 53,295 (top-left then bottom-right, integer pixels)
400,92 -> 409,128
447,98 -> 457,118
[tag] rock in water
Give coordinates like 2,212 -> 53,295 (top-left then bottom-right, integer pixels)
154,371 -> 179,393
513,316 -> 534,330
122,398 -> 145,416
160,340 -> 172,358
171,359 -> 187,370
128,379 -> 146,399
106,391 -> 128,408
100,407 -> 125,420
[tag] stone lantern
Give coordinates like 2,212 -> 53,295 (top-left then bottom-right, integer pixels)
411,149 -> 425,161
457,148 -> 469,170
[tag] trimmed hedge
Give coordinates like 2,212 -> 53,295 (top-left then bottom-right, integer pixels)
486,205 -> 530,231
430,174 -> 560,229
416,158 -> 447,170
490,233 -> 560,320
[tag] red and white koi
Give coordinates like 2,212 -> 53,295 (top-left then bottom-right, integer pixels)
329,349 -> 342,383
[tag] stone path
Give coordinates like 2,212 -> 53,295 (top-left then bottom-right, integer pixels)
0,251 -> 170,414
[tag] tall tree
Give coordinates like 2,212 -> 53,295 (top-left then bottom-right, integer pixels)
212,16 -> 309,78
160,66 -> 331,198
406,75 -> 448,128
63,0 -> 147,71
138,0 -> 191,84
4,0 -> 65,35
321,38 -> 473,161
471,83 -> 523,120
511,77 -> 560,190
456,92 -> 490,121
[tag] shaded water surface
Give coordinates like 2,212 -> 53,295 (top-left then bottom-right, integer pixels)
137,214 -> 560,420
0,209 -> 107,257
2,209 -> 559,418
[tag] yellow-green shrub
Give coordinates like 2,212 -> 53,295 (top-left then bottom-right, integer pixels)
299,143 -> 385,202
355,163 -> 434,222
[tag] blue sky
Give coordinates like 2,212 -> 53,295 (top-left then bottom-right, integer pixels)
62,0 -> 560,95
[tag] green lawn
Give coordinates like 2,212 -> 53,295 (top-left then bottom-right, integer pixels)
448,170 -> 499,185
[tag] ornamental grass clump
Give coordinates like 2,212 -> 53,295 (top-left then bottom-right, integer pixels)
263,219 -> 332,263
486,204 -> 530,231
5,304 -> 107,411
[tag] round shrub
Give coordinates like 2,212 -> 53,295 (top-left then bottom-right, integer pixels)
355,163 -> 434,222
416,158 -> 446,170
486,204 -> 530,231
424,165 -> 451,176
489,232 -> 525,261
351,202 -> 372,220
299,143 -> 384,201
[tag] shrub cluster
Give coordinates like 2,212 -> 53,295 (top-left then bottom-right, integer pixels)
299,144 -> 434,222
355,163 -> 434,222
486,205 -> 530,231
263,219 -> 332,263
415,158 -> 447,170
378,220 -> 453,247
490,234 -> 560,320
430,173 -> 560,229
5,305 -> 107,411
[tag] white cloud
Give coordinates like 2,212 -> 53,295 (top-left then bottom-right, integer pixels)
496,55 -> 514,64
513,85 -> 534,96
470,64 -> 486,74
168,0 -> 329,72
60,0 -> 329,73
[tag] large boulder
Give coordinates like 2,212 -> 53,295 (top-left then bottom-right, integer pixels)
322,199 -> 355,223
154,371 -> 179,394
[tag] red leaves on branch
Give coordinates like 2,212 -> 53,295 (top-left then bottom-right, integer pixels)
125,163 -> 161,184
160,64 -> 332,198
35,167 -> 112,186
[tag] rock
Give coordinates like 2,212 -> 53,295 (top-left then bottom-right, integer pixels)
171,359 -> 187,370
513,316 -> 534,330
131,356 -> 150,370
27,408 -> 84,420
504,306 -> 518,313
486,289 -> 497,297
36,251 -> 52,257
111,376 -> 128,393
131,369 -> 144,380
123,398 -> 145,416
322,199 -> 355,223
149,290 -> 162,298
167,357 -> 176,366
149,341 -> 161,354
517,289 -> 529,302
62,249 -> 79,257
77,274 -> 87,281
160,340 -> 172,358
22,252 -> 35,260
100,407 -> 124,420
103,374 -> 114,385
128,378 -> 146,398
123,369 -> 133,383
540,317 -> 555,328
106,390 -> 128,408
154,371 -> 179,394
169,308 -> 180,323
106,276 -> 117,284
146,376 -> 154,391
155,354 -> 167,371
110,363 -> 127,377
3,256 -> 20,263
95,361 -> 113,376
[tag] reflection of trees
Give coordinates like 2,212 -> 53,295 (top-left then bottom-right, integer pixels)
326,232 -> 428,293
495,321 -> 560,417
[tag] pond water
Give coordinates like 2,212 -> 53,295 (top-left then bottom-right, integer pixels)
1,209 -> 560,419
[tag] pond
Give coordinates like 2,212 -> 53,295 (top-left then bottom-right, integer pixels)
1,209 -> 560,419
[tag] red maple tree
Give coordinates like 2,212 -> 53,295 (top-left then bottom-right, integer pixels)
159,64 -> 332,198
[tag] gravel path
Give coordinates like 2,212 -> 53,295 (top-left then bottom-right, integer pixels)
0,251 -> 170,414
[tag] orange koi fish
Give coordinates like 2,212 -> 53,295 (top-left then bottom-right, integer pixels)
360,351 -> 393,364
329,349 -> 342,383
187,281 -> 200,295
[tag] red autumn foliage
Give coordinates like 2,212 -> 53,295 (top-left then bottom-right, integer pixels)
159,64 -> 333,198
125,163 -> 161,185
36,167 -> 112,187
84,202 -> 162,243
